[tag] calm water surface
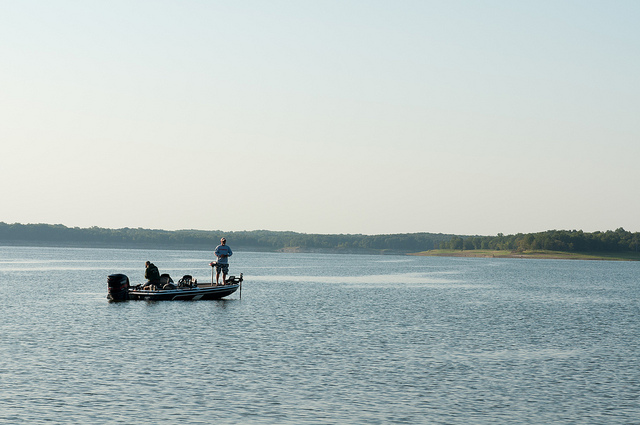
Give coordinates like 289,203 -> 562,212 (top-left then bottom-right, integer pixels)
0,246 -> 639,424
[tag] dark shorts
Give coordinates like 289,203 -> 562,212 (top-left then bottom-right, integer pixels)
215,263 -> 229,274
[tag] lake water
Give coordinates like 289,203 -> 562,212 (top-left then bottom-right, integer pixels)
0,246 -> 639,424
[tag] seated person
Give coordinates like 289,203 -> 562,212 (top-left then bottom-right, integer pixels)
144,261 -> 161,289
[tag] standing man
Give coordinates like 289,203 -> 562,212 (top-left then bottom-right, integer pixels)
213,237 -> 232,285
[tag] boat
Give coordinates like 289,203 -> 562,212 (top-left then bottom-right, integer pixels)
107,272 -> 243,301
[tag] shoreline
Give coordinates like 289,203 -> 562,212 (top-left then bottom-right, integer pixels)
409,249 -> 640,261
2,242 -> 639,261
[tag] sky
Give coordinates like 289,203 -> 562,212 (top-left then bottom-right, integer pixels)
1,1 -> 639,236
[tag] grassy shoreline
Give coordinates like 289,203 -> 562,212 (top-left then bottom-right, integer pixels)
409,249 -> 640,261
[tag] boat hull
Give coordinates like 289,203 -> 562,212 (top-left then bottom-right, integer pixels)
125,284 -> 240,301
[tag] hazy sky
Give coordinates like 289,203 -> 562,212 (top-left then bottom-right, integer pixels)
1,1 -> 639,236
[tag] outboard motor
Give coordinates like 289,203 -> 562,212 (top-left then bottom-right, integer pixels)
107,274 -> 130,301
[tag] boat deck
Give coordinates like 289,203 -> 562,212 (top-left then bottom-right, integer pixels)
195,282 -> 234,288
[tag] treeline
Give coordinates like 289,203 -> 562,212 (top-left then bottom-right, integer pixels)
440,228 -> 640,253
0,222 -> 453,253
3,222 -> 638,254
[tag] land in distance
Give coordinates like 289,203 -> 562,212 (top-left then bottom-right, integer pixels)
410,249 -> 640,261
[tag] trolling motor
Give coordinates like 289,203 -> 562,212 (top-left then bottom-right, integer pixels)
107,274 -> 130,301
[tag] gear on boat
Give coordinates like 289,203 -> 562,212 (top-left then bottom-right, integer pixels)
178,275 -> 197,288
